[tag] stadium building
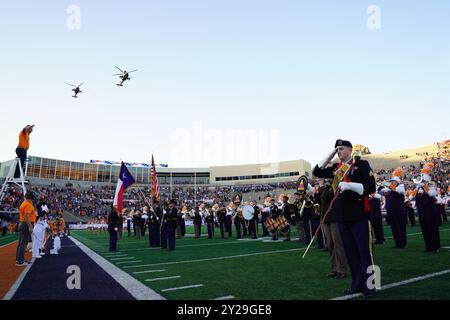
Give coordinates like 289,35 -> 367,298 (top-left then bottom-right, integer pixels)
0,156 -> 311,187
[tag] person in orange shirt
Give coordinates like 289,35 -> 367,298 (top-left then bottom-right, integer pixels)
14,124 -> 34,179
16,191 -> 36,266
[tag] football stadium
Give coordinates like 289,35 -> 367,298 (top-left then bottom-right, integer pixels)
1,141 -> 449,302
1,1 -> 449,312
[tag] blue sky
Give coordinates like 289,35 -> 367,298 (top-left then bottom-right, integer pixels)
1,1 -> 449,167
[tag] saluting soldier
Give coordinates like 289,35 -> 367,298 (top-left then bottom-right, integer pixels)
313,139 -> 376,297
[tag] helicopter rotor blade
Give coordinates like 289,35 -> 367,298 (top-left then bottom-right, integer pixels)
65,82 -> 77,87
78,82 -> 84,87
113,73 -> 122,76
128,69 -> 138,73
115,66 -> 124,72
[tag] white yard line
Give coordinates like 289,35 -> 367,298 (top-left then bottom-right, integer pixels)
331,269 -> 450,300
161,284 -> 204,292
69,236 -> 164,300
122,248 -> 305,268
145,276 -> 181,282
112,240 -> 256,252
116,260 -> 143,265
211,295 -> 235,300
110,257 -> 136,261
133,269 -> 167,274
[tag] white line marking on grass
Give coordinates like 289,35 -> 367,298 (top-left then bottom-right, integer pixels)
133,269 -> 167,274
212,295 -> 235,300
116,260 -> 143,265
331,269 -> 450,300
113,240 -> 269,252
3,258 -> 34,300
162,284 -> 204,292
103,253 -> 126,257
237,238 -> 261,241
69,236 -> 164,300
122,248 -> 305,268
262,239 -> 284,243
0,240 -> 18,250
110,257 -> 136,261
145,276 -> 181,282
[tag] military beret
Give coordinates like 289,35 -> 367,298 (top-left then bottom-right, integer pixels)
335,139 -> 352,148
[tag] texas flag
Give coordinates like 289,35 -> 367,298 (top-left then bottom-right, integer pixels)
113,162 -> 135,213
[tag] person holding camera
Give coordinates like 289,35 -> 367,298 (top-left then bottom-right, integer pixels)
14,125 -> 34,179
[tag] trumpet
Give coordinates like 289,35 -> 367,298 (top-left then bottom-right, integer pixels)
413,174 -> 423,184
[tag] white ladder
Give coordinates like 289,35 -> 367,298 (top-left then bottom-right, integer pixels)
0,158 -> 27,203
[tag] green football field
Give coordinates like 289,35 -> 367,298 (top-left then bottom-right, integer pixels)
71,222 -> 450,300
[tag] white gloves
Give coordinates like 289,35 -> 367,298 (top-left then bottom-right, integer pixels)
114,227 -> 118,231
395,184 -> 405,195
370,193 -> 382,200
339,182 -> 364,195
427,187 -> 437,198
318,149 -> 337,169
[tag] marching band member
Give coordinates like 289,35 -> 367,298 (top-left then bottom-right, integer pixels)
205,204 -> 215,239
414,163 -> 441,253
382,168 -> 407,249
281,195 -> 297,242
436,188 -> 447,224
225,202 -> 233,237
250,201 -> 259,239
177,205 -> 187,238
125,209 -> 132,237
313,139 -> 376,297
193,204 -> 202,239
369,187 -> 385,244
261,197 -> 271,237
299,190 -> 316,245
141,207 -> 149,237
32,211 -> 48,259
150,201 -> 162,247
232,194 -> 243,239
217,203 -> 227,238
404,187 -> 417,226
269,198 -> 280,241
107,204 -> 119,252
319,178 -> 348,279
161,200 -> 178,250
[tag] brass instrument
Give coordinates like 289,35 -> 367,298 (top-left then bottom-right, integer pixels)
413,174 -> 424,185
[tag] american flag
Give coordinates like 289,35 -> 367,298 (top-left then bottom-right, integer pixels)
151,154 -> 160,202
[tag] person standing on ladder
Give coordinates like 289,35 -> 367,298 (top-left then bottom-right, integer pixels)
14,125 -> 34,179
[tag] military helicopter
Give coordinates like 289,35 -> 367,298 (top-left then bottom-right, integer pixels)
113,66 -> 138,86
65,82 -> 83,98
